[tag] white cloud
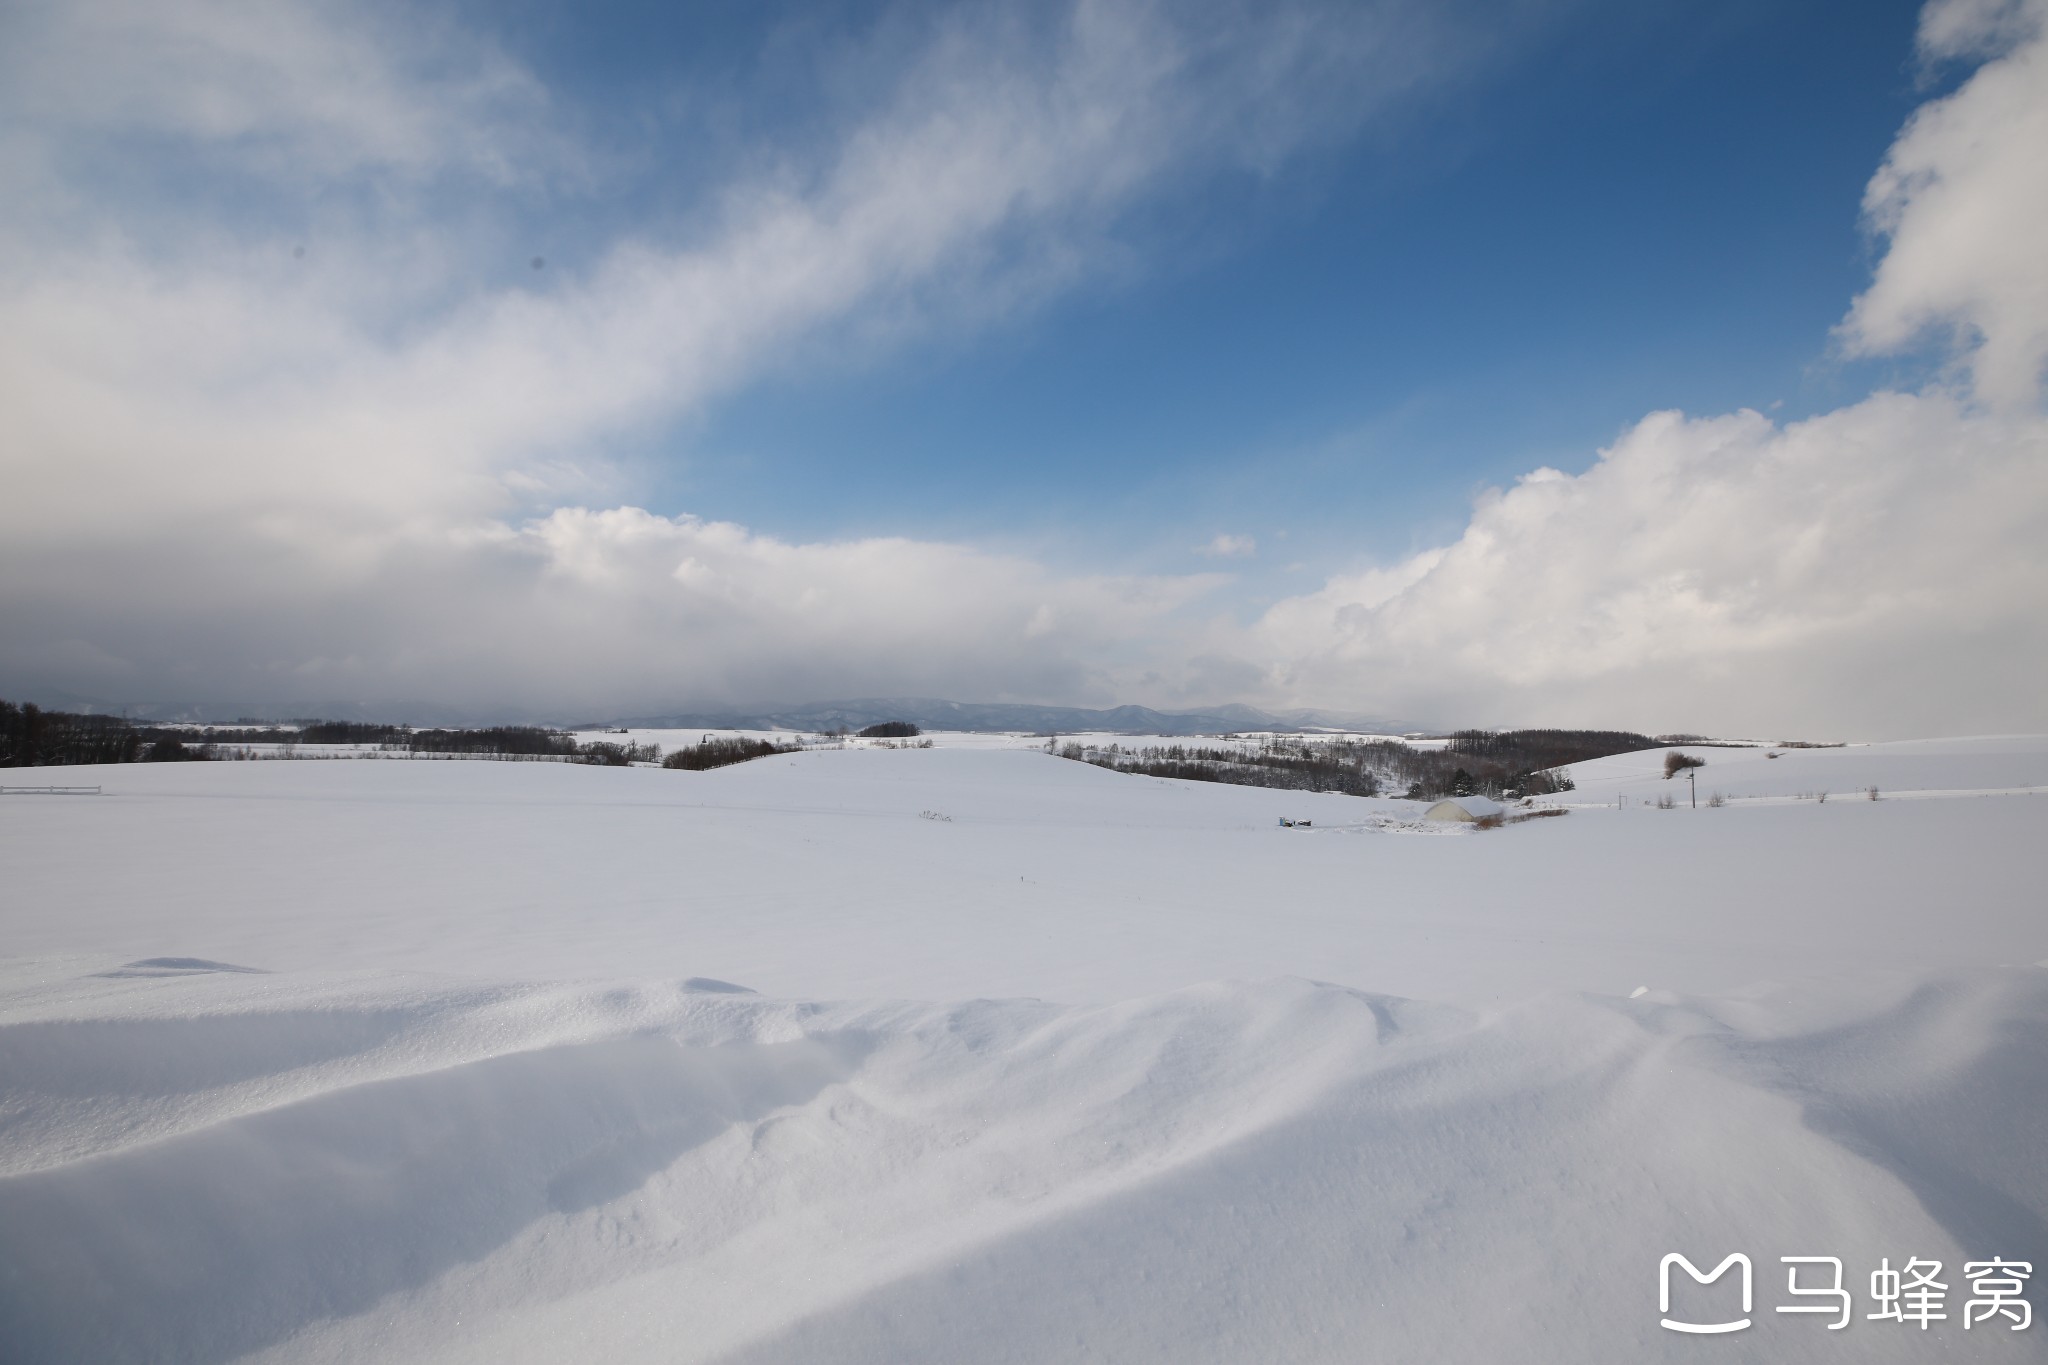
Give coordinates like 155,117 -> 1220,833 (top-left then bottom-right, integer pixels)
0,0 -> 1479,713
0,504 -> 1227,713
0,0 -> 1472,548
1917,0 -> 2041,58
2,0 -> 2044,740
1839,0 -> 2048,406
1237,396 -> 2048,735
1218,0 -> 2048,738
1198,534 -> 1257,558
0,0 -> 549,183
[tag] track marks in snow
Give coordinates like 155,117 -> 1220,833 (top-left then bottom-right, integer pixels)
0,1026 -> 863,1364
2,968 -> 2044,1363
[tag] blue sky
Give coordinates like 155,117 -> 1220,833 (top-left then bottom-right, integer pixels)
624,0 -> 1937,571
1,0 -> 2043,734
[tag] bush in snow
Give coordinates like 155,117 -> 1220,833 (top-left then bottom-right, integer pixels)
1663,752 -> 1705,779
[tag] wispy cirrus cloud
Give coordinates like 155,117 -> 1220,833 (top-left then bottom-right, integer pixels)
2,0 -> 1487,548
1197,534 -> 1257,558
0,0 -> 1489,712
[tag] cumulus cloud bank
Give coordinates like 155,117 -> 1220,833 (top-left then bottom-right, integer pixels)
1238,0 -> 2048,738
1246,396 -> 2048,736
1839,0 -> 2048,405
0,0 -> 1456,713
1,0 -> 2044,736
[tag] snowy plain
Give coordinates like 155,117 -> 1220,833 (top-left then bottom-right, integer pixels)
1,736 -> 2044,1362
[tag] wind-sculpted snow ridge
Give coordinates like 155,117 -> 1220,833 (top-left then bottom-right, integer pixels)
1,965 -> 2043,1364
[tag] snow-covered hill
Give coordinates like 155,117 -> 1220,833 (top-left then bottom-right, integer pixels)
1,742 -> 2043,1361
1562,734 -> 2048,805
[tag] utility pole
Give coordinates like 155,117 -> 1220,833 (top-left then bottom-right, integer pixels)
1688,768 -> 1696,809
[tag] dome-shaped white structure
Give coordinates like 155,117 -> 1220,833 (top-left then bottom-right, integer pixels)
1422,795 -> 1504,823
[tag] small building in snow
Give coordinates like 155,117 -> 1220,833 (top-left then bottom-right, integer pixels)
1422,795 -> 1504,823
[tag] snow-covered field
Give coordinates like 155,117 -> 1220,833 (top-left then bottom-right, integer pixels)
1568,735 -> 2048,805
2,738 -> 2044,1361
574,726 -> 1438,754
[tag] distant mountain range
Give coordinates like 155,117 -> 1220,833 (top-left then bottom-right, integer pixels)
13,689 -> 1434,736
596,697 -> 1435,737
18,694 -> 527,729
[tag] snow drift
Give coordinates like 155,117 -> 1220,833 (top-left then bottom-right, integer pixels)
1,742 -> 2044,1362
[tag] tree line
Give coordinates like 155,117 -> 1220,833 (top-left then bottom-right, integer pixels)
1056,741 -> 1388,796
1055,728 -> 1668,800
0,701 -> 244,765
1,700 -> 150,766
661,737 -> 803,770
0,702 -> 665,768
0,698 -> 845,772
